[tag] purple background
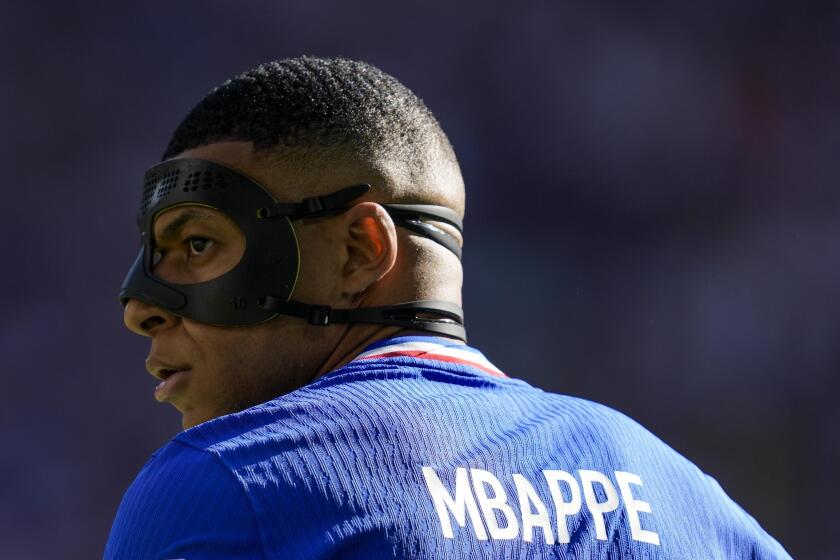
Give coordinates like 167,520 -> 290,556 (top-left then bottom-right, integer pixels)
2,2 -> 837,558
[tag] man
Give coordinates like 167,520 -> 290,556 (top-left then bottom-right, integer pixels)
105,57 -> 790,559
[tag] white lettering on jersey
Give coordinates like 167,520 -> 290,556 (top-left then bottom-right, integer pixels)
579,469 -> 621,540
472,469 -> 519,539
513,473 -> 554,544
543,469 -> 582,543
421,467 -> 488,539
615,471 -> 660,545
422,467 -> 660,546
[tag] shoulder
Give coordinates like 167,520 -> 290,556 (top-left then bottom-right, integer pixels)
542,396 -> 792,558
104,440 -> 264,560
169,367 -> 790,559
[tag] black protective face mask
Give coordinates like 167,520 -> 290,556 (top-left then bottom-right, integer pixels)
119,158 -> 466,340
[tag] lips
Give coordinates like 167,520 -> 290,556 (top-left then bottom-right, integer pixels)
146,356 -> 191,381
154,368 -> 191,402
146,355 -> 192,402
158,368 -> 183,380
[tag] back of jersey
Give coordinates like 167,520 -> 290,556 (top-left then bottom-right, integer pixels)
120,335 -> 790,559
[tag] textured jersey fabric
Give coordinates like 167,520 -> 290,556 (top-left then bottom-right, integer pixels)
104,335 -> 791,559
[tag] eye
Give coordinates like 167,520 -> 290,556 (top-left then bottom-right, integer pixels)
186,236 -> 214,256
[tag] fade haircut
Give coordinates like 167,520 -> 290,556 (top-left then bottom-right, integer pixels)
162,56 -> 464,212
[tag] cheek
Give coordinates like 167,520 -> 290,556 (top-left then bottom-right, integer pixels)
180,315 -> 334,416
188,323 -> 301,402
181,325 -> 252,390
186,330 -> 266,411
203,330 -> 268,377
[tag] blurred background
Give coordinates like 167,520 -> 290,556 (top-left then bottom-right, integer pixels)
1,1 -> 836,557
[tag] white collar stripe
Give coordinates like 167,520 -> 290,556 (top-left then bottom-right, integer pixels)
355,341 -> 449,359
352,341 -> 506,377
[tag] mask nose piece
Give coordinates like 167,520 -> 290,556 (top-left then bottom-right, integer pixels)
119,248 -> 188,310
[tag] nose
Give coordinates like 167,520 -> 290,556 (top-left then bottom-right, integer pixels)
123,298 -> 180,337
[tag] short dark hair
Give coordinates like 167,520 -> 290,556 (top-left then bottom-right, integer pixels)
162,57 -> 458,180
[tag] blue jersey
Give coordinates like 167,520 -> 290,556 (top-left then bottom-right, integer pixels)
104,336 -> 791,559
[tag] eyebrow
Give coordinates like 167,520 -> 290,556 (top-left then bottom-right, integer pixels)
155,209 -> 213,242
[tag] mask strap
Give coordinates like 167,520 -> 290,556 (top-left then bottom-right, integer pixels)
383,204 -> 463,259
257,185 -> 464,259
258,297 -> 467,340
381,203 -> 463,231
256,184 -> 372,219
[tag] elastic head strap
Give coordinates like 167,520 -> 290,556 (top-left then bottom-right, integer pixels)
381,203 -> 463,231
256,184 -> 372,219
258,297 -> 467,341
382,204 -> 463,259
256,185 -> 464,259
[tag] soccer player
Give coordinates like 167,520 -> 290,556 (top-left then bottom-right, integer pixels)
105,57 -> 791,559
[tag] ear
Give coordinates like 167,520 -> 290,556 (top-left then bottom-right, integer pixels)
339,202 -> 398,295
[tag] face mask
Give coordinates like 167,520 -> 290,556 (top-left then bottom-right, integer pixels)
119,158 -> 466,340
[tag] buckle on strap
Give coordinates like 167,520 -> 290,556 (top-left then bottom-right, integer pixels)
303,196 -> 325,214
308,305 -> 332,325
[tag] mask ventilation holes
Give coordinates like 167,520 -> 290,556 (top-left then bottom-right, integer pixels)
182,170 -> 230,192
140,169 -> 180,215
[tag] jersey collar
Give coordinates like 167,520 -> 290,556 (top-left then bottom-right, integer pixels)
349,335 -> 507,378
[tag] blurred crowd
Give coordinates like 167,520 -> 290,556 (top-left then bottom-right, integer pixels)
1,1 -> 837,557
